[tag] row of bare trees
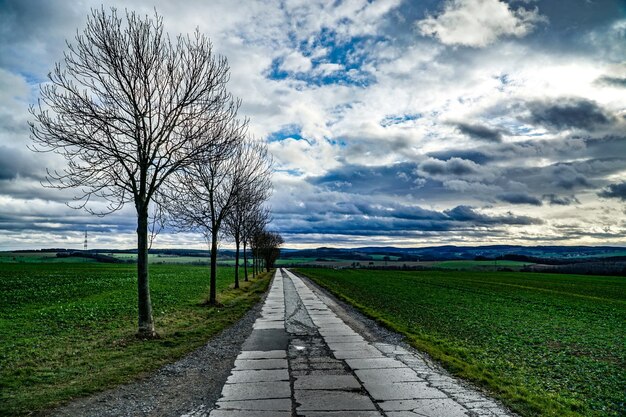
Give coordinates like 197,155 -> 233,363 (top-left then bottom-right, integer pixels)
163,137 -> 274,304
29,7 -> 282,338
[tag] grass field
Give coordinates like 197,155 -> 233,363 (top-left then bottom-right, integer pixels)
105,253 -> 215,264
0,252 -> 97,263
0,263 -> 270,416
297,268 -> 625,417
432,260 -> 531,270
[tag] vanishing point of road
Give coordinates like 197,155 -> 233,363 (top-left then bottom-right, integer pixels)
185,268 -> 517,417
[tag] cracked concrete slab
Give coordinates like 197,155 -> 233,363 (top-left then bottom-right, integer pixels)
295,374 -> 361,390
226,369 -> 289,383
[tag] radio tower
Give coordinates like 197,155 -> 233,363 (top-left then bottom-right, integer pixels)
83,230 -> 88,251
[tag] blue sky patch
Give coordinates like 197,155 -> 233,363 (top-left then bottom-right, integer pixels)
267,124 -> 306,142
380,113 -> 422,127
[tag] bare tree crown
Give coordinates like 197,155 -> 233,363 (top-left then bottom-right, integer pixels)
30,7 -> 237,215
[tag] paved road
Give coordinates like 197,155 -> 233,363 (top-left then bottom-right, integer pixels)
187,269 -> 516,417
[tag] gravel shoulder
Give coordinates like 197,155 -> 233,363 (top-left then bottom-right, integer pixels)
45,299 -> 265,417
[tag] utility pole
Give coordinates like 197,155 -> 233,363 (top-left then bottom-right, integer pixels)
84,230 -> 88,251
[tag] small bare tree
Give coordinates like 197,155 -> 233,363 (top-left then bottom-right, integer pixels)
224,139 -> 272,288
258,231 -> 284,271
242,205 -> 271,280
163,120 -> 247,304
245,206 -> 270,278
29,8 -> 237,337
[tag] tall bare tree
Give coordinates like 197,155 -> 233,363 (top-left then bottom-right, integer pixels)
224,140 -> 272,288
29,8 -> 237,337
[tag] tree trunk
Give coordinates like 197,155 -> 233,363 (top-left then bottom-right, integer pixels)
136,207 -> 156,338
254,253 -> 258,277
243,241 -> 248,282
209,230 -> 218,305
234,238 -> 240,289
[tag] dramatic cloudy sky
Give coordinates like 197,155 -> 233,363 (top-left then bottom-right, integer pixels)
1,0 -> 626,249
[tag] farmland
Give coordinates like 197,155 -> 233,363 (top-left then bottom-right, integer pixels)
297,268 -> 626,417
0,262 -> 270,416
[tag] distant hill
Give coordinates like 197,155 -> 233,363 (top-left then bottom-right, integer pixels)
11,244 -> 626,263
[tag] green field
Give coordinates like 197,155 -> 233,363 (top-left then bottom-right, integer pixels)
105,253 -> 215,264
0,252 -> 97,263
0,263 -> 270,416
276,257 -> 328,265
297,268 -> 625,417
432,260 -> 531,270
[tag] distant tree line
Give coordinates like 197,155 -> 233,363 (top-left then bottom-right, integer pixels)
30,7 -> 282,338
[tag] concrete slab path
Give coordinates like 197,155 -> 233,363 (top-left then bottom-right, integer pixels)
187,269 -> 516,417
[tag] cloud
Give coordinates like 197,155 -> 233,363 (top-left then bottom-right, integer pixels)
1,0 -> 625,248
0,146 -> 40,180
416,0 -> 547,47
455,122 -> 504,142
443,205 -> 540,225
497,192 -> 542,206
525,97 -> 615,130
599,182 -> 626,201
596,75 -> 626,88
550,164 -> 591,190
417,157 -> 481,177
543,194 -> 580,206
310,163 -> 428,195
272,198 -> 542,238
427,150 -> 493,165
280,51 -> 313,73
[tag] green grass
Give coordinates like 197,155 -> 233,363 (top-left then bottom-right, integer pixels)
296,268 -> 626,417
0,263 -> 271,416
0,252 -> 97,263
105,253 -> 215,264
276,257 -> 329,265
433,260 -> 532,269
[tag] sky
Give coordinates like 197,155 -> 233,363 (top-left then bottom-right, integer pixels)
1,0 -> 626,250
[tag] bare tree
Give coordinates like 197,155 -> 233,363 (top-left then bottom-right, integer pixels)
245,207 -> 270,278
29,8 -> 237,337
251,228 -> 283,273
224,139 -> 272,288
242,205 -> 270,280
261,231 -> 284,271
163,119 -> 248,305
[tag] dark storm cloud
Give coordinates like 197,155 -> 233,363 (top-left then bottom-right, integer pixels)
0,211 -> 135,233
427,150 -> 493,164
596,76 -> 626,88
525,98 -> 614,130
443,205 -> 539,225
543,194 -> 580,206
497,192 -> 542,206
418,157 -> 479,176
0,0 -> 83,75
0,146 -> 42,180
598,182 -> 626,201
310,162 -> 429,194
499,158 -> 625,194
584,136 -> 626,160
272,200 -> 542,238
549,164 -> 592,190
455,122 -> 503,142
516,0 -> 625,60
